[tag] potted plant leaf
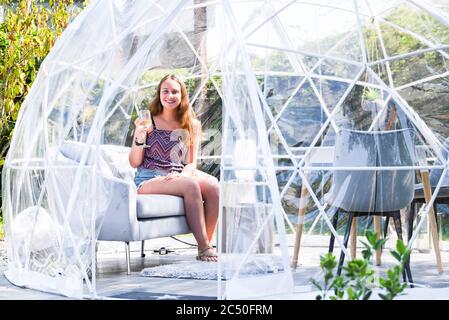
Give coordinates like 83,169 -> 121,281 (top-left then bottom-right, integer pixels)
361,87 -> 383,111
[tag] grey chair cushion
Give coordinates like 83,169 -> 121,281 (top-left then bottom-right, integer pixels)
136,194 -> 185,219
414,183 -> 449,200
59,140 -> 114,178
138,215 -> 190,240
59,141 -> 135,182
100,144 -> 135,182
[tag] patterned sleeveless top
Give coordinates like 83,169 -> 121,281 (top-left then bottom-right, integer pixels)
141,115 -> 188,173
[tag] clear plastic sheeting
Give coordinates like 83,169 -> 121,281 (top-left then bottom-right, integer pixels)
3,0 -> 449,299
3,0 -> 212,298
216,1 -> 293,298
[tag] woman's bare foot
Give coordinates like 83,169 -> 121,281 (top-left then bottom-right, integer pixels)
196,246 -> 218,262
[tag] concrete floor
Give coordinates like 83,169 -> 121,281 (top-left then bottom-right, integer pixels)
1,235 -> 449,300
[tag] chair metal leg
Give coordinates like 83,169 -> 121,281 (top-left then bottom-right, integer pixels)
383,216 -> 390,239
141,240 -> 146,258
125,241 -> 131,275
392,213 -> 406,283
433,203 -> 439,231
393,214 -> 414,288
381,215 -> 390,256
329,210 -> 339,253
337,213 -> 353,276
408,202 -> 415,244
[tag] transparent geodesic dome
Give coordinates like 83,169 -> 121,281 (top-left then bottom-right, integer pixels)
2,0 -> 449,299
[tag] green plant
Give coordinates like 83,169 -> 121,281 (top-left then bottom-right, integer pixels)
362,87 -> 381,101
0,0 -> 82,215
310,230 -> 411,300
378,240 -> 410,300
339,255 -> 376,300
309,252 -> 341,300
0,215 -> 3,239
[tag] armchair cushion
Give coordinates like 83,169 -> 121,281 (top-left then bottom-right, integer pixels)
136,194 -> 185,219
100,144 -> 135,183
59,141 -> 114,178
59,141 -> 135,182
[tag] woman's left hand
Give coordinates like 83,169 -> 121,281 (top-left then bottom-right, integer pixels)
180,168 -> 196,177
181,164 -> 196,177
164,171 -> 181,180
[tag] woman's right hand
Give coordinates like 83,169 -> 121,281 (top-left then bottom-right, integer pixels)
134,118 -> 152,143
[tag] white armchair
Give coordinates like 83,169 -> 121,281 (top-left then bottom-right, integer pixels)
50,141 -> 191,274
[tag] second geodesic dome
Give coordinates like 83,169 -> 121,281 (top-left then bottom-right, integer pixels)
2,0 -> 449,299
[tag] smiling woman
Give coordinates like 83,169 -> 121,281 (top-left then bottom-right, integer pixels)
4,0 -> 449,301
129,74 -> 220,262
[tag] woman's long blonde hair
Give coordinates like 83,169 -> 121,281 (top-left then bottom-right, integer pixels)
148,74 -> 197,145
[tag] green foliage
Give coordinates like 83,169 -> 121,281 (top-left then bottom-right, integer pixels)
362,87 -> 381,101
378,239 -> 411,300
310,230 -> 411,300
0,0 -> 82,215
341,258 -> 375,300
378,265 -> 406,300
309,252 -> 340,300
0,215 -> 3,239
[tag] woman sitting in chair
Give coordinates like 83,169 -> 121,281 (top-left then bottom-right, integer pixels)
129,74 -> 219,262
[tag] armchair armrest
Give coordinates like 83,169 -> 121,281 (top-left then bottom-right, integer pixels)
97,175 -> 139,241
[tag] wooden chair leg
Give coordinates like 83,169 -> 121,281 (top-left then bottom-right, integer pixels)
350,218 -> 357,259
374,215 -> 382,266
337,213 -> 353,276
291,182 -> 310,269
421,170 -> 444,273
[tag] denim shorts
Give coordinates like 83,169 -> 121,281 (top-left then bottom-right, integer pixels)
133,167 -> 167,189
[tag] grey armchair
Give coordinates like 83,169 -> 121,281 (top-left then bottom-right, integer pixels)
50,141 -> 191,274
326,128 -> 415,285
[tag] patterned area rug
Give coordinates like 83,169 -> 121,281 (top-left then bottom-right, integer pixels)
140,259 -> 284,280
110,291 -> 216,300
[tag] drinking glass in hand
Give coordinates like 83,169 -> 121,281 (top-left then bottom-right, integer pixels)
135,110 -> 152,148
138,109 -> 152,129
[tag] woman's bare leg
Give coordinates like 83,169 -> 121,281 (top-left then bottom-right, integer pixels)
138,176 -> 211,254
192,171 -> 220,243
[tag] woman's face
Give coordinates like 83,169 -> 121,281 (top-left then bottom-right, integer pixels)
160,79 -> 182,110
